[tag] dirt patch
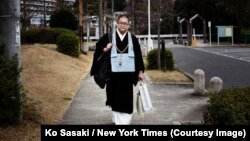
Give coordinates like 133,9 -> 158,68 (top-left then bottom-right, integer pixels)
22,44 -> 93,123
146,70 -> 192,83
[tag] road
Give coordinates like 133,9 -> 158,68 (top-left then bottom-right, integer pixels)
141,39 -> 250,88
168,46 -> 250,89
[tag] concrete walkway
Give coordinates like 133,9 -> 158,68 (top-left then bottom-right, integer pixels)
59,72 -> 209,125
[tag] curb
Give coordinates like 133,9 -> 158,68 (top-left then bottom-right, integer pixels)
173,120 -> 203,125
179,121 -> 203,125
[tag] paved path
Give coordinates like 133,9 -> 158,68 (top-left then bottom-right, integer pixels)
59,40 -> 249,125
59,73 -> 209,125
42,40 -> 250,138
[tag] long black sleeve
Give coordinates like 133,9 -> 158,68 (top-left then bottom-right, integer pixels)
90,33 -> 109,76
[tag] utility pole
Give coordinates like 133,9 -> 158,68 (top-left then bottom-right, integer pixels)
111,0 -> 115,32
99,0 -> 103,38
147,0 -> 152,52
0,0 -> 21,62
0,0 -> 22,121
157,0 -> 161,70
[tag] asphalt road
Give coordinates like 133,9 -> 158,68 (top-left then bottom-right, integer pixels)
168,46 -> 250,89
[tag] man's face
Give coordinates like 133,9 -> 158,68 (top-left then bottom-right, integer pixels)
117,17 -> 129,34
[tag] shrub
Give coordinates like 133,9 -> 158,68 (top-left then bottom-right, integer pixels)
0,55 -> 24,123
51,28 -> 75,43
21,29 -> 41,44
40,28 -> 55,44
56,33 -> 79,57
21,28 -> 76,44
203,87 -> 250,125
146,48 -> 174,70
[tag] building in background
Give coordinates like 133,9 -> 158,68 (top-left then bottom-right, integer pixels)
20,0 -> 75,28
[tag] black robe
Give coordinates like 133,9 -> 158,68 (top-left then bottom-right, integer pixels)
90,32 -> 145,114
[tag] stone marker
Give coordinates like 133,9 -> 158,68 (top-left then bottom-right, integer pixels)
194,69 -> 205,95
209,77 -> 223,94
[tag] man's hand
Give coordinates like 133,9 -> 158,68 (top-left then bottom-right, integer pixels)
138,71 -> 144,81
103,43 -> 112,52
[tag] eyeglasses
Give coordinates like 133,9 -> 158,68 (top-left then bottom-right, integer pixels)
118,22 -> 129,26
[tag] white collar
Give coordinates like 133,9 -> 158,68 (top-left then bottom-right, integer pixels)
116,29 -> 127,41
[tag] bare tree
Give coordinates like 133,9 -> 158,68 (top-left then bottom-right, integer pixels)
125,0 -> 147,34
21,0 -> 35,30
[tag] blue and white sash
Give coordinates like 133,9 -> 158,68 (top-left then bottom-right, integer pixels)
111,32 -> 135,72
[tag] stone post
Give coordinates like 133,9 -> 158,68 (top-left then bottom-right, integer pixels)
194,69 -> 205,95
209,77 -> 223,94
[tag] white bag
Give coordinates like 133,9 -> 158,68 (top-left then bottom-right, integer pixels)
138,81 -> 152,111
136,92 -> 145,118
